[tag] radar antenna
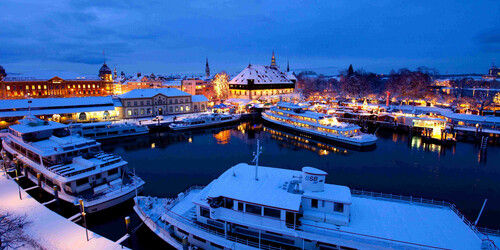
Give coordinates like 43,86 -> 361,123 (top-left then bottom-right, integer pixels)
252,139 -> 263,181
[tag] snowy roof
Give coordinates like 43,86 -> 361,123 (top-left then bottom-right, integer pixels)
0,97 -> 115,118
10,120 -> 67,134
229,65 -> 294,85
3,71 -> 100,81
445,113 -> 500,123
204,163 -> 351,212
119,88 -> 190,99
0,97 -> 114,110
191,95 -> 208,103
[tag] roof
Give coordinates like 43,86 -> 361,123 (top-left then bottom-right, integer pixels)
446,113 -> 500,123
0,97 -> 114,110
191,95 -> 208,103
10,120 -> 68,134
0,97 -> 115,118
119,88 -> 190,99
229,65 -> 294,85
204,163 -> 351,212
3,71 -> 100,81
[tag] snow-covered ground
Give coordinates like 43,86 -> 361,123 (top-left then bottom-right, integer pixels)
0,173 -> 124,250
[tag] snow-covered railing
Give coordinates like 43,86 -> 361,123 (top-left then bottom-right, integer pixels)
166,209 -> 284,250
478,227 -> 500,237
351,188 -> 499,250
165,185 -> 205,211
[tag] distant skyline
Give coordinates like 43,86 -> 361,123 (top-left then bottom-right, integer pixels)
1,0 -> 499,76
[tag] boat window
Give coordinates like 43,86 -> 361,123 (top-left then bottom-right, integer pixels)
200,207 -> 210,218
245,204 -> 262,215
76,178 -> 89,186
238,202 -> 244,211
223,198 -> 234,209
264,207 -> 281,218
311,199 -> 318,208
108,168 -> 119,176
334,202 -> 344,213
210,242 -> 224,249
193,235 -> 206,243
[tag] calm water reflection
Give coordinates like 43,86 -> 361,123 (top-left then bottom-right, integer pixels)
93,121 -> 500,248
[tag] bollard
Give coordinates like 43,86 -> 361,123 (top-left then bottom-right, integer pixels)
182,236 -> 189,250
23,164 -> 28,178
79,199 -> 89,241
53,185 -> 60,211
37,173 -> 42,198
125,216 -> 131,235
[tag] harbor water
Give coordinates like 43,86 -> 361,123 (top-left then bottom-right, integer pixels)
71,122 -> 500,249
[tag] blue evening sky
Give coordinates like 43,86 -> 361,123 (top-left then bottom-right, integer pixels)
1,0 -> 499,76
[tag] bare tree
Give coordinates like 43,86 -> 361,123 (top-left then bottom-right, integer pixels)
0,212 -> 42,249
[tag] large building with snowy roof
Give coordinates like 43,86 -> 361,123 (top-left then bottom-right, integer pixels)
228,52 -> 296,101
118,88 -> 208,118
0,63 -> 113,99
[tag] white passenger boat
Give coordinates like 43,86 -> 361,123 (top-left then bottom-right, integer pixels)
1,116 -> 145,213
262,102 -> 377,147
134,143 -> 497,250
169,113 -> 240,131
69,121 -> 149,140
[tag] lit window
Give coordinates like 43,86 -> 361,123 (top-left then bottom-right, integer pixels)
6,86 -> 10,90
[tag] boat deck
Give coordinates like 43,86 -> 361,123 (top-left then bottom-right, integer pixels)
300,195 -> 486,249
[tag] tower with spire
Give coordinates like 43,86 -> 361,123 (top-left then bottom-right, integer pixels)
271,50 -> 277,68
205,57 -> 210,79
99,49 -> 112,82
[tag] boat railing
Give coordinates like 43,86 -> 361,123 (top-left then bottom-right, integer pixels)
478,227 -> 500,237
166,209 -> 284,250
351,188 -> 498,247
165,185 -> 205,211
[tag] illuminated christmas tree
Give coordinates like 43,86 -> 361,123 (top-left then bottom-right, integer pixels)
213,71 -> 229,101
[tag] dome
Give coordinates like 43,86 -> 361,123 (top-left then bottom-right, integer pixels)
99,63 -> 112,75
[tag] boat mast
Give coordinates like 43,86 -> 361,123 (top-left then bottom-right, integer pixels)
252,139 -> 263,181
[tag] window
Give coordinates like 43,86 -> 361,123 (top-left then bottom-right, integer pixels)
169,106 -> 173,113
223,198 -> 234,209
147,100 -> 150,105
186,105 -> 190,111
200,207 -> 210,218
127,102 -> 131,107
238,202 -> 244,211
180,106 -> 184,111
140,101 -> 144,106
76,178 -> 89,186
140,109 -> 145,115
134,101 -> 137,106
334,203 -> 344,213
127,110 -> 132,116
245,204 -> 262,215
134,109 -> 138,115
169,99 -> 172,104
147,108 -> 151,114
193,235 -> 206,243
108,168 -> 119,176
311,199 -> 318,208
264,208 -> 281,218
175,99 -> 178,104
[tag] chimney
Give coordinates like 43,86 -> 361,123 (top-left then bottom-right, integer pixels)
301,167 -> 327,192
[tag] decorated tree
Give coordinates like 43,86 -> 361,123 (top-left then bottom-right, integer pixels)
213,71 -> 230,101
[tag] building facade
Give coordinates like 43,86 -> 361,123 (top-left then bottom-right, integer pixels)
228,53 -> 296,101
0,63 -> 113,99
119,88 -> 208,119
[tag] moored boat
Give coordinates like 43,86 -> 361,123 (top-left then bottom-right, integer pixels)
1,116 -> 145,213
262,102 -> 377,147
69,121 -> 149,140
169,113 -> 240,131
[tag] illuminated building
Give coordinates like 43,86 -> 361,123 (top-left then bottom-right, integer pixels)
228,52 -> 296,101
119,88 -> 208,118
0,63 -> 113,99
483,62 -> 500,79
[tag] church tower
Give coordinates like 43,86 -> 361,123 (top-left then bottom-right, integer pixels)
271,50 -> 277,67
205,57 -> 210,79
99,50 -> 112,82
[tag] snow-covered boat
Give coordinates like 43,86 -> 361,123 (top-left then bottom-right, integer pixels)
1,116 -> 145,213
169,113 -> 240,131
69,121 -> 149,140
262,102 -> 377,147
133,143 -> 497,250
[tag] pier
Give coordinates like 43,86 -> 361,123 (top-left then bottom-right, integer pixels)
0,173 -> 126,250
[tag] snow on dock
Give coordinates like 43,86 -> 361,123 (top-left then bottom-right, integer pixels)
0,175 -> 125,250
